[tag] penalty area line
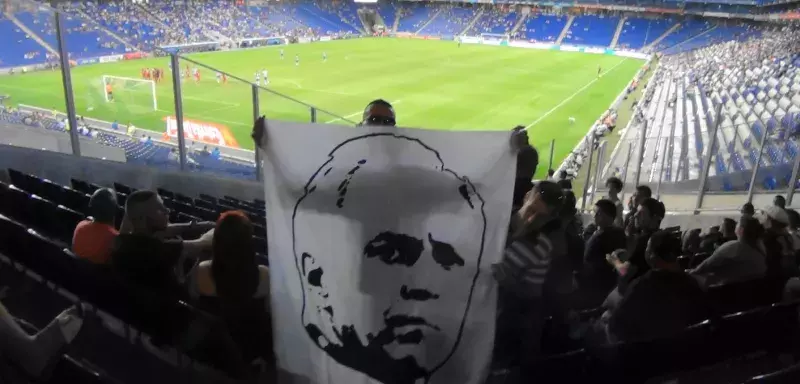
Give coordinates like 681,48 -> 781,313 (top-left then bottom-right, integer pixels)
522,59 -> 628,131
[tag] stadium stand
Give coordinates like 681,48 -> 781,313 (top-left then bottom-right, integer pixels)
292,0 -> 361,35
468,7 -> 518,35
562,14 -> 621,47
616,17 -> 678,50
417,5 -> 478,36
72,2 -> 166,51
3,1 -> 800,381
376,3 -> 398,31
0,13 -> 49,67
396,3 -> 439,33
606,28 -> 800,191
654,19 -> 715,52
519,13 -> 568,43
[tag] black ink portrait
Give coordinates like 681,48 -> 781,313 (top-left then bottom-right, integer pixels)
291,133 -> 487,384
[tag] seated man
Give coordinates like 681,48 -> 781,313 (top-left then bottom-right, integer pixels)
111,190 -> 214,297
690,217 -> 766,285
72,188 -> 119,264
605,231 -> 710,343
582,199 -> 627,303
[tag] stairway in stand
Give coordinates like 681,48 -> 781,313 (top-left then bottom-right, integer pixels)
610,16 -> 627,49
555,15 -> 575,45
414,8 -> 443,35
6,12 -> 59,56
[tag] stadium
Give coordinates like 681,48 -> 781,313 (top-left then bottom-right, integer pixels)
0,0 -> 800,382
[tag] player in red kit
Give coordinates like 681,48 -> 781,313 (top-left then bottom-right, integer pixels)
221,73 -> 227,85
194,70 -> 200,84
141,68 -> 146,79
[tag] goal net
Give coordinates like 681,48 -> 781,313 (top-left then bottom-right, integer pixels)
480,33 -> 510,43
101,75 -> 157,111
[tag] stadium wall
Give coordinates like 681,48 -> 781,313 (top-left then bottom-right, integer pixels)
0,122 -> 126,162
20,105 -> 256,165
0,144 -> 263,202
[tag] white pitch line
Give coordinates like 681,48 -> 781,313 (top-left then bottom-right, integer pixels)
324,100 -> 403,125
523,59 -> 628,131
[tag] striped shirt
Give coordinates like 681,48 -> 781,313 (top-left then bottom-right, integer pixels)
492,235 -> 554,299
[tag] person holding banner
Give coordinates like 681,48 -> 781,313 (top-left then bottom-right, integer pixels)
253,110 -> 525,384
492,180 -> 566,367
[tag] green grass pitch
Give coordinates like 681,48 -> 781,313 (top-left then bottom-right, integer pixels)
0,38 -> 643,173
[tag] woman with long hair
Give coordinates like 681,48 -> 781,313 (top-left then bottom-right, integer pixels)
188,211 -> 272,372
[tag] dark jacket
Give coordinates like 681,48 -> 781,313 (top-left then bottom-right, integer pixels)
608,269 -> 710,342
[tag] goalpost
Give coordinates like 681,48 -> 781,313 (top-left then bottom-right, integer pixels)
101,75 -> 157,111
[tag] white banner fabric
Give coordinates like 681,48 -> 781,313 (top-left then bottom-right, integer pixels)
260,121 -> 516,384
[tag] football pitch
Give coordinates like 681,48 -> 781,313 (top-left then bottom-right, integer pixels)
0,38 -> 643,171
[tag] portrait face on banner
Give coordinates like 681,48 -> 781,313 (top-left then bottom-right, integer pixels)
291,133 -> 488,384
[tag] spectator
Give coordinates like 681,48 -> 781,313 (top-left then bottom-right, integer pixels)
605,176 -> 624,227
359,99 -> 395,127
111,190 -> 214,296
741,202 -> 755,218
493,180 -> 564,363
211,147 -> 221,160
605,231 -> 710,343
168,148 -> 179,162
624,185 -> 652,235
72,188 -> 119,264
682,228 -> 702,256
556,170 -> 572,190
513,145 -> 538,211
786,209 -> 800,251
111,120 -> 118,130
699,218 -> 737,253
582,199 -> 627,304
546,190 -> 582,311
0,303 -> 83,380
690,217 -> 767,285
188,211 -> 272,365
761,206 -> 798,278
774,195 -> 787,210
607,197 -> 665,308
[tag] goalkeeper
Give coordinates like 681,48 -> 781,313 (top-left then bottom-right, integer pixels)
105,82 -> 114,102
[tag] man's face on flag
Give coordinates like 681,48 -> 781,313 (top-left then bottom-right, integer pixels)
292,134 -> 486,381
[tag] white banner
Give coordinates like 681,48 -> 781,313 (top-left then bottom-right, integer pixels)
98,54 -> 123,63
261,121 -> 514,384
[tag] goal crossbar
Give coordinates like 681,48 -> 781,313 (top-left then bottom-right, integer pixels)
102,75 -> 157,110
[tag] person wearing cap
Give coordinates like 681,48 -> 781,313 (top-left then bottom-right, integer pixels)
604,231 -> 710,343
72,188 -> 119,264
761,206 -> 798,278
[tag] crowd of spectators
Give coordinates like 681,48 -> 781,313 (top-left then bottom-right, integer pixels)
7,100 -> 799,382
471,6 -> 517,35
